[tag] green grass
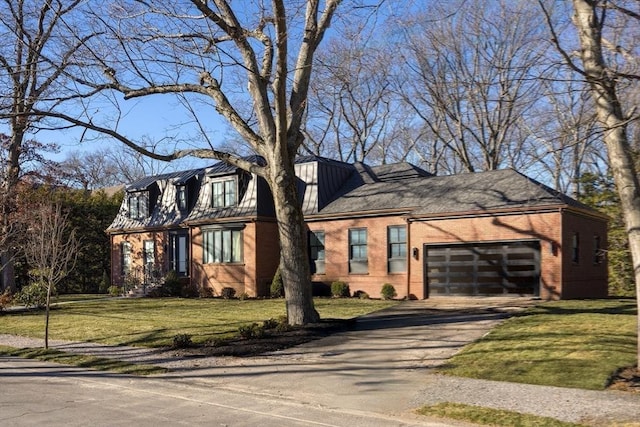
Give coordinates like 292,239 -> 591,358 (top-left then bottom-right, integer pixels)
417,403 -> 587,427
0,297 -> 397,347
0,346 -> 168,375
438,299 -> 638,390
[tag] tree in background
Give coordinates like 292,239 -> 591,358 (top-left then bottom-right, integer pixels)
23,202 -> 79,348
579,173 -> 634,297
0,1 -> 98,293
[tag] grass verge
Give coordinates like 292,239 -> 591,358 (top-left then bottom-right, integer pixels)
438,299 -> 637,390
0,346 -> 168,375
0,297 -> 396,347
416,403 -> 587,427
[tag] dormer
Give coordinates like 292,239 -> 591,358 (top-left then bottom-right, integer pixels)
124,176 -> 161,220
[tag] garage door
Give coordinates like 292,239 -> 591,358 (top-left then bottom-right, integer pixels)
425,241 -> 540,296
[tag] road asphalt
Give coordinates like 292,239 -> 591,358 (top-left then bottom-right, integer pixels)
1,297 -> 639,426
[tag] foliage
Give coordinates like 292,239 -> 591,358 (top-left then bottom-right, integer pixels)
98,271 -> 111,294
14,186 -> 122,294
331,281 -> 350,298
0,290 -> 12,311
107,286 -> 121,297
380,283 -> 397,300
439,299 -> 637,390
161,270 -> 182,297
221,287 -> 237,299
237,322 -> 265,339
15,282 -> 48,308
578,173 -> 634,296
416,403 -> 584,427
353,290 -> 369,299
172,334 -> 193,349
270,268 -> 284,298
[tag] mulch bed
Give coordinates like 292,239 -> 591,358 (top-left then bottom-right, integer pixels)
607,366 -> 640,393
172,318 -> 355,358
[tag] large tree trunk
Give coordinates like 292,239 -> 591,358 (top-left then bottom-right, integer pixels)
265,154 -> 320,325
572,0 -> 640,367
0,133 -> 23,294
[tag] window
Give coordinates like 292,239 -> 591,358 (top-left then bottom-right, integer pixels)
349,228 -> 368,274
121,242 -> 132,275
309,231 -> 325,274
176,185 -> 187,211
572,233 -> 580,263
143,240 -> 155,266
212,179 -> 237,208
128,192 -> 148,220
203,228 -> 243,263
388,225 -> 407,273
593,235 -> 603,264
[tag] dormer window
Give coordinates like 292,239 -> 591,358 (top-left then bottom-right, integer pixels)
212,178 -> 237,208
128,192 -> 149,220
176,185 -> 187,211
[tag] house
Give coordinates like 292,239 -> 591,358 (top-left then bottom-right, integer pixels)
106,156 -> 608,300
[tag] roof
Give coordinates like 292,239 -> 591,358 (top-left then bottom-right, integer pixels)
126,169 -> 204,192
318,168 -> 597,217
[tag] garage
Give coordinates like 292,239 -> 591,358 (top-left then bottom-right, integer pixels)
425,241 -> 540,296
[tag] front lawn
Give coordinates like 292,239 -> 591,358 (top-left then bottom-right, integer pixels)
0,297 -> 397,347
438,299 -> 638,390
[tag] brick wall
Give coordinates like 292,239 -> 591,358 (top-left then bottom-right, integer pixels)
191,221 -> 279,297
110,231 -> 167,287
308,215 -> 409,299
408,211 -> 563,299
560,211 -> 608,298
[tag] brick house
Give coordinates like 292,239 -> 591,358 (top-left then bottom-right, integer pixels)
106,156 -> 608,299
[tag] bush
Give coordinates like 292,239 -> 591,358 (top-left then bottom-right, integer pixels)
0,290 -> 12,311
15,282 -> 48,308
237,322 -> 265,339
331,281 -> 350,298
199,286 -> 215,298
270,268 -> 284,298
221,287 -> 236,299
162,270 -> 182,297
181,282 -> 199,298
107,285 -> 121,297
172,333 -> 193,348
354,290 -> 369,299
98,271 -> 111,294
380,283 -> 397,300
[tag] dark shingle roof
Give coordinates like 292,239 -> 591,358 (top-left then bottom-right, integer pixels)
319,168 -> 594,217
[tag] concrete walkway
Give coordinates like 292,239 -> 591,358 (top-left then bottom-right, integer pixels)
1,298 -> 639,426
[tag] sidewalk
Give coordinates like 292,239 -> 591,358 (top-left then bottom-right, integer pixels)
1,299 -> 638,426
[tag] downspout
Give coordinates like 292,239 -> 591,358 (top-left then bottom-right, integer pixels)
406,216 -> 411,299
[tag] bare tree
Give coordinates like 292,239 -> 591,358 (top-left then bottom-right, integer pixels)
394,0 -> 550,174
540,0 -> 640,366
24,202 -> 79,349
60,0 -> 351,325
530,77 -> 604,197
0,1 -> 98,292
303,35 -> 399,163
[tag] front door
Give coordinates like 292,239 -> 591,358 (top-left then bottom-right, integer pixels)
169,231 -> 189,276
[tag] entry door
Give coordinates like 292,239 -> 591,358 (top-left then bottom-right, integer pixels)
169,231 -> 189,276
